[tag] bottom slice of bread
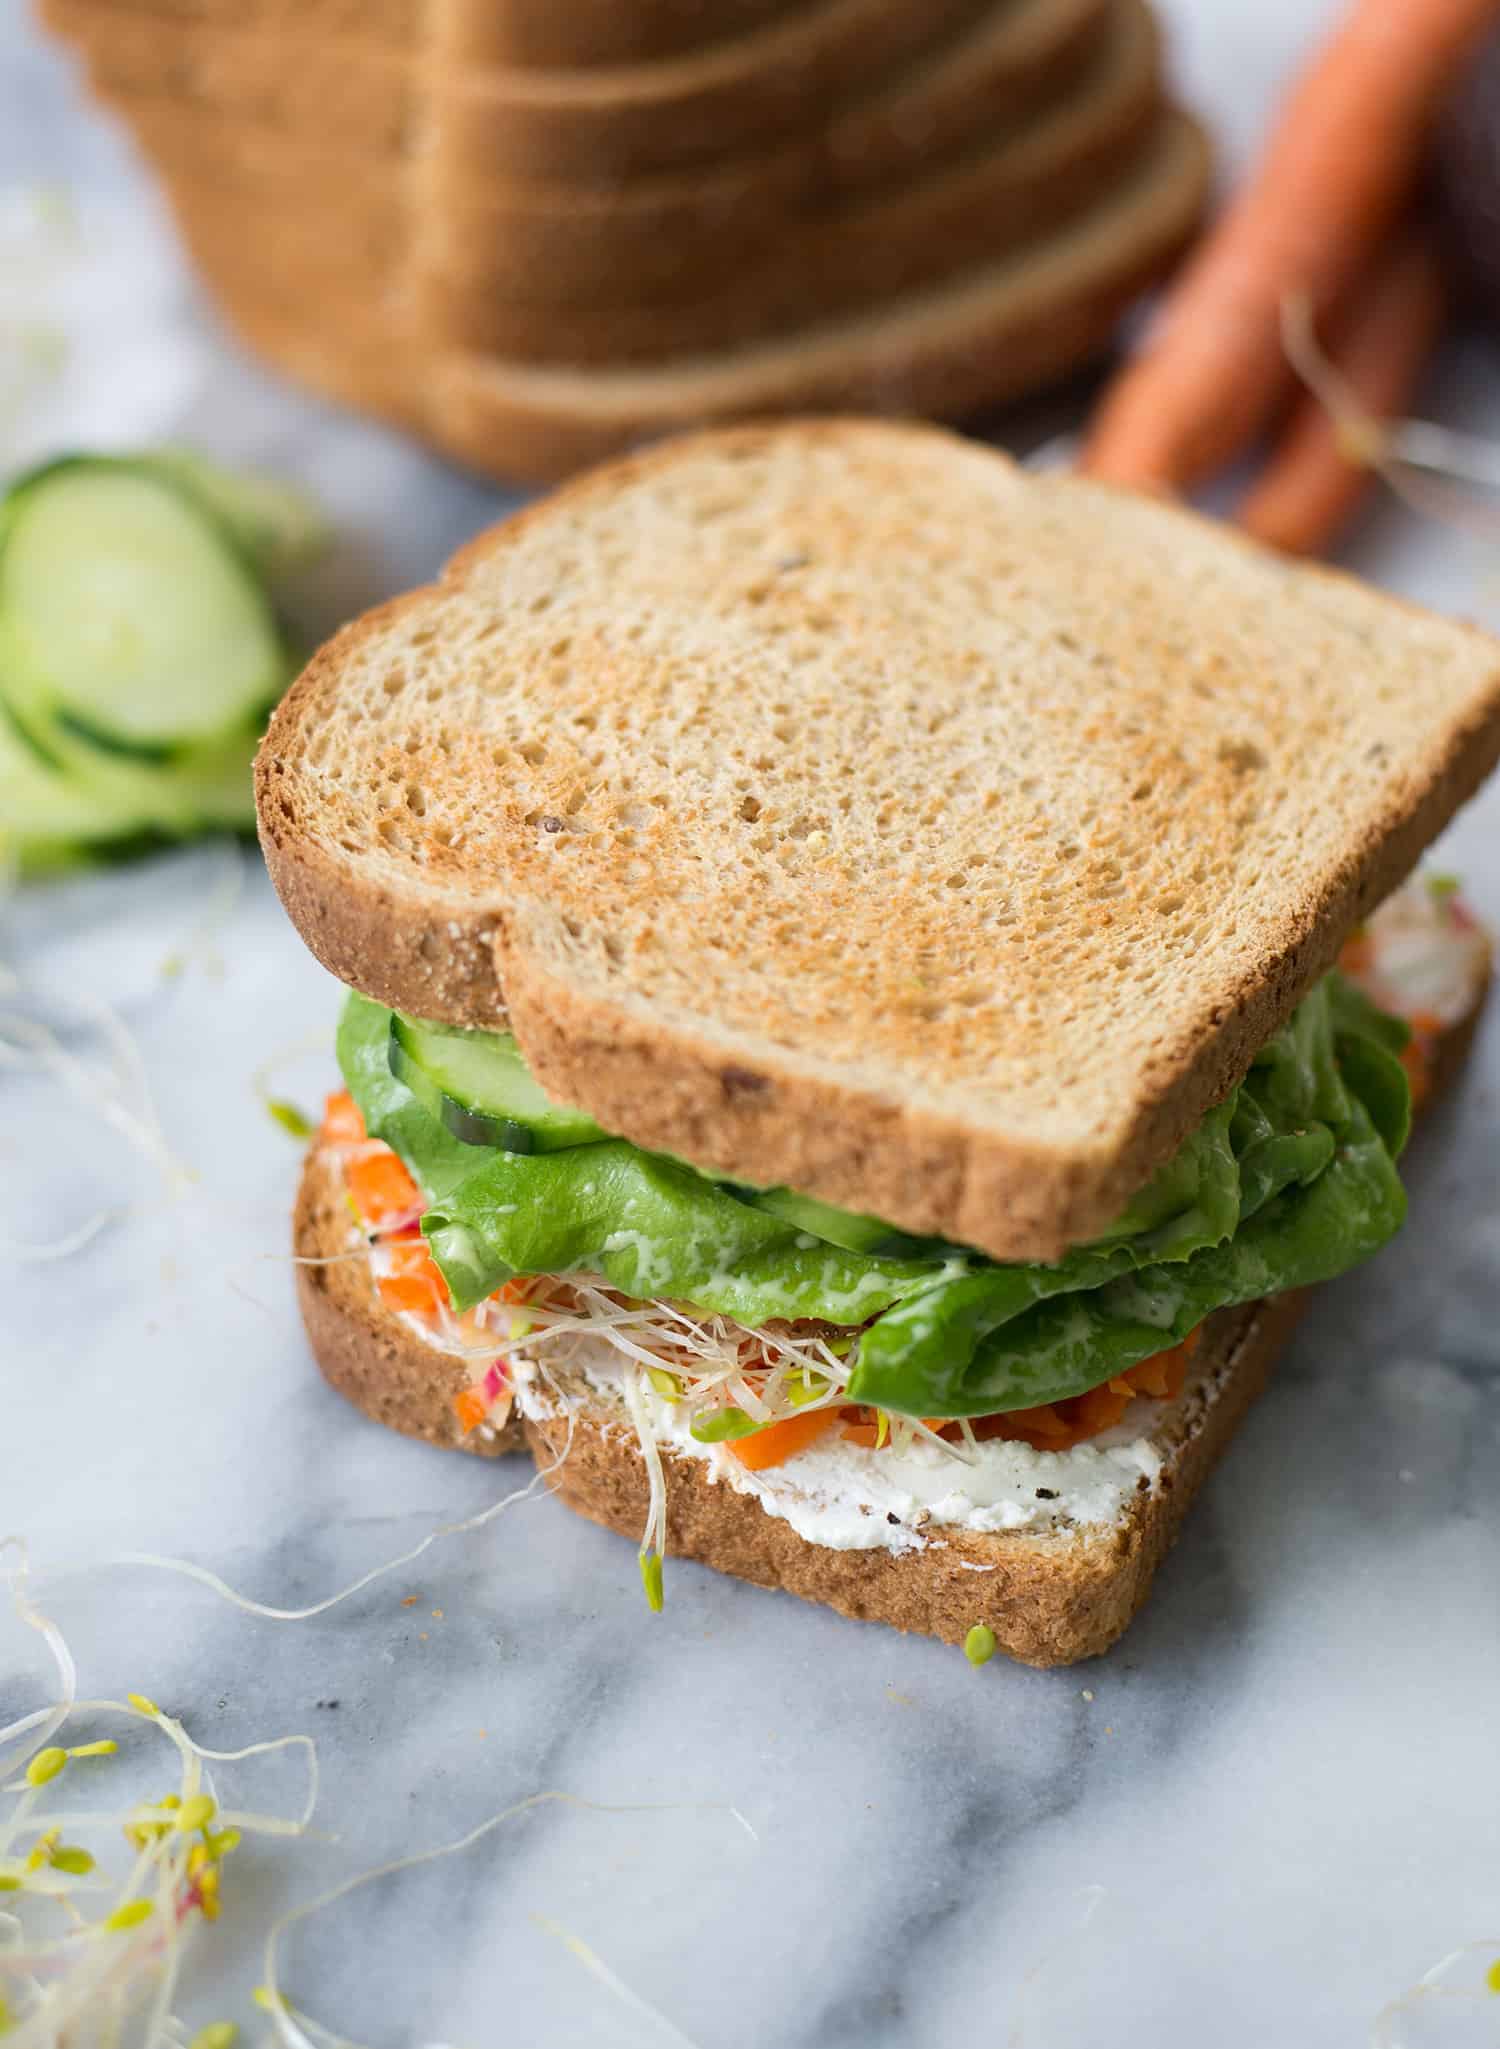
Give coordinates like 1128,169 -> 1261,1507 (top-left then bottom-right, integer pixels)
292,982 -> 1482,1665
520,1293 -> 1306,1667
294,1146 -> 526,1457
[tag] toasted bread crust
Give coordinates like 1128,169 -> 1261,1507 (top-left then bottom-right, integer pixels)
288,984 -> 1484,1661
260,417 -> 1500,1262
294,1145 -> 525,1457
523,1294 -> 1306,1666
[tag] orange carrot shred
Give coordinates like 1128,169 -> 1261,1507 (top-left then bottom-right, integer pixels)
377,1236 -> 447,1314
730,1408 -> 842,1471
453,1387 -> 489,1435
347,1151 -> 420,1228
378,1274 -> 444,1314
322,1090 -> 365,1144
1400,1041 -> 1430,1109
386,1237 -> 445,1287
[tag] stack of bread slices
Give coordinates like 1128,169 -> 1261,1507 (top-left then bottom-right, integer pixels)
42,0 -> 1212,481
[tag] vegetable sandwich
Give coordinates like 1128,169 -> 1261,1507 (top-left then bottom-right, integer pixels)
257,420 -> 1500,1665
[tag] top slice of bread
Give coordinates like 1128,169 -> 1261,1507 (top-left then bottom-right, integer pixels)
256,420 -> 1500,1260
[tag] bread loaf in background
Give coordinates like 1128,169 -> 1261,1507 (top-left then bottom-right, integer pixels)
41,0 -> 1209,481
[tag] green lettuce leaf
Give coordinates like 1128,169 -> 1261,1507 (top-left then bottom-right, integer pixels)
849,978 -> 1408,1414
421,1139 -> 953,1321
335,970 -> 1411,1424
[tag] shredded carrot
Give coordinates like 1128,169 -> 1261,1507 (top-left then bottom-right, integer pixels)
1122,1355 -> 1172,1399
839,1408 -> 884,1449
1122,1325 -> 1201,1401
729,1407 -> 842,1470
1407,1009 -> 1445,1041
1400,1040 -> 1430,1109
321,1090 -> 365,1144
377,1240 -> 447,1314
980,1401 -> 1070,1446
453,1386 -> 489,1435
964,1327 -> 1204,1452
347,1151 -> 420,1228
732,1326 -> 1211,1470
378,1274 -> 444,1314
1071,1382 -> 1136,1438
499,1277 -> 534,1304
387,1237 -> 445,1287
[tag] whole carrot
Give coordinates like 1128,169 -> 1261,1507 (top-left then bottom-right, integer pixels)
1083,0 -> 1497,493
1238,226 -> 1448,555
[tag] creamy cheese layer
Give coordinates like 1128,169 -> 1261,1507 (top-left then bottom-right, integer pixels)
511,1360 -> 1166,1551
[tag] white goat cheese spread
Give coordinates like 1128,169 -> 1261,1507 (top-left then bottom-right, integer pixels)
511,1360 -> 1165,1555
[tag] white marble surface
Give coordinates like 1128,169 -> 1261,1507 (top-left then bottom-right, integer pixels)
4,5 -> 1500,2043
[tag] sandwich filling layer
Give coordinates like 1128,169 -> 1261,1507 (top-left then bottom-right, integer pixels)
319,878 -> 1482,1550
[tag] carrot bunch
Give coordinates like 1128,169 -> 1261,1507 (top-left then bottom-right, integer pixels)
1084,0 -> 1498,555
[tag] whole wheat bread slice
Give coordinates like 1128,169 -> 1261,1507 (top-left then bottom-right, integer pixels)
439,0 -> 802,71
47,0 -> 993,182
257,413 -> 1500,1260
36,0 -> 799,67
45,0 -> 419,45
103,0 -> 1105,218
49,2 -> 419,153
191,274 -> 424,433
291,964 -> 1488,1664
116,0 -> 1119,331
422,0 -> 1159,335
422,0 -> 1156,309
430,110 -> 1209,477
157,111 -> 1206,480
97,0 -> 1143,302
143,0 -> 1155,355
431,0 -> 1107,187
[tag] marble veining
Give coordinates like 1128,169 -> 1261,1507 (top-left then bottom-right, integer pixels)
3,5 -> 1500,2043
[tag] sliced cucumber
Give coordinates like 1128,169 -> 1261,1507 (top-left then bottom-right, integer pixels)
0,693 -> 257,866
389,1015 -> 605,1152
0,457 -> 287,755
0,696 -> 155,844
142,448 -> 329,575
2,687 -> 257,830
176,735 -> 258,830
747,1186 -> 911,1254
388,1007 -> 926,1252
